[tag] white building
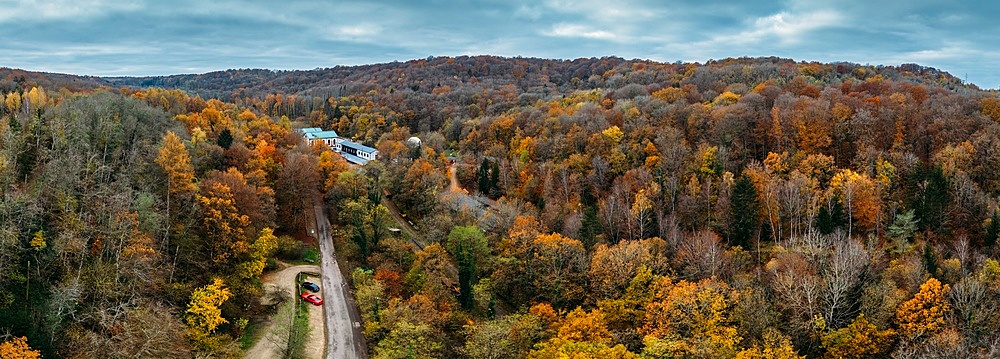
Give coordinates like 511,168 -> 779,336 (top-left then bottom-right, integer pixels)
298,127 -> 378,165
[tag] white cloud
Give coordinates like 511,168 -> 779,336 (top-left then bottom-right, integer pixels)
675,9 -> 842,57
514,4 -> 544,21
747,10 -> 843,43
546,23 -> 618,41
334,24 -> 381,37
0,0 -> 142,22
542,0 -> 656,22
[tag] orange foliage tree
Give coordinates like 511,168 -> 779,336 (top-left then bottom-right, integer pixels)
895,277 -> 951,340
0,336 -> 41,359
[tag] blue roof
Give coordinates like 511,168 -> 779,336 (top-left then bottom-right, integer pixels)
311,130 -> 339,139
339,140 -> 377,154
340,152 -> 370,165
299,127 -> 323,133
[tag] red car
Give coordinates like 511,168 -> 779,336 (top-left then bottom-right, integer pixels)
301,292 -> 323,306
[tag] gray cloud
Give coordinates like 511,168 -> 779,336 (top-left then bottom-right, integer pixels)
0,0 -> 997,87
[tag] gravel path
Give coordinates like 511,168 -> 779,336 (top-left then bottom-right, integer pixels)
244,264 -> 324,359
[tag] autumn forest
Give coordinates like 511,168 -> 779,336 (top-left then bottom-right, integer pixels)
2,56 -> 1000,358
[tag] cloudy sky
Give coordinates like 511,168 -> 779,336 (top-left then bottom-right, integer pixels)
2,0 -> 998,88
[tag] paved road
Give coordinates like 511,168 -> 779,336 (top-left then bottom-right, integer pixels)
314,203 -> 368,359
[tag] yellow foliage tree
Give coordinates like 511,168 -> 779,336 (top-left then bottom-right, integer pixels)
531,233 -> 589,308
0,336 -> 41,359
641,277 -> 740,358
28,231 -> 45,251
156,131 -> 197,196
652,87 -> 685,103
4,91 -> 21,114
933,141 -> 975,178
601,126 -> 624,145
896,277 -> 951,339
764,151 -> 789,175
237,227 -> 278,280
197,182 -> 252,265
598,265 -> 659,334
530,337 -> 638,359
711,91 -> 741,108
557,308 -> 612,344
185,278 -> 232,348
981,97 -> 1000,122
23,87 -> 47,114
735,329 -> 803,359
821,314 -> 895,359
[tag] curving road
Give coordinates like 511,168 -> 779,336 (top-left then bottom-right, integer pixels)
314,202 -> 368,359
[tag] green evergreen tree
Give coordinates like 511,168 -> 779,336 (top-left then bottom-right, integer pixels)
477,158 -> 490,194
489,160 -> 501,198
907,165 -> 951,234
923,243 -> 938,277
729,175 -> 760,249
579,205 -> 601,249
816,198 -> 846,235
216,128 -> 233,149
887,209 -> 918,253
986,211 -> 1000,247
447,226 -> 488,310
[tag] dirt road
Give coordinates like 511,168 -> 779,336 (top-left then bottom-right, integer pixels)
314,203 -> 368,359
245,264 -> 324,359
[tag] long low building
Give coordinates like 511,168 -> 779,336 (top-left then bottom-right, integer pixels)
299,127 -> 378,165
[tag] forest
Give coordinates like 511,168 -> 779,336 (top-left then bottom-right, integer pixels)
3,55 -> 1000,358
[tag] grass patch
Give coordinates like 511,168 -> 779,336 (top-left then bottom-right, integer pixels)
239,321 -> 261,350
286,295 -> 311,359
302,248 -> 319,263
280,245 -> 320,266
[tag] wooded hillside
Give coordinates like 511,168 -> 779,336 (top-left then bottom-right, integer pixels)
3,56 -> 1000,358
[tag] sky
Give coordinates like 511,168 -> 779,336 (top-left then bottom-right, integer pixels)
1,0 -> 998,88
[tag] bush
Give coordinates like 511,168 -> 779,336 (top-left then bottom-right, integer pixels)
275,235 -> 306,260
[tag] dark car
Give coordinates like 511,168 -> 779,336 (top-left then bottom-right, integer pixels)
301,292 -> 323,306
302,281 -> 320,293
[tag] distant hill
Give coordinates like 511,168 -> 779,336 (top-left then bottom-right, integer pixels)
0,67 -> 109,93
3,56 -> 975,101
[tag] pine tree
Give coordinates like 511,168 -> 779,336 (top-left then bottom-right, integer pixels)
729,175 -> 759,249
923,243 -> 938,277
477,158 -> 490,194
985,211 -> 1000,247
907,166 -> 950,233
216,128 -> 233,149
579,205 -> 601,249
816,198 -> 846,235
489,160 -> 501,198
